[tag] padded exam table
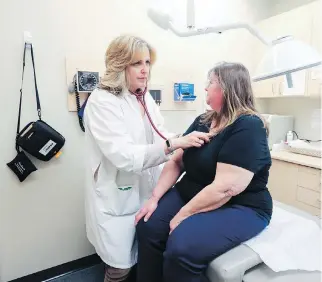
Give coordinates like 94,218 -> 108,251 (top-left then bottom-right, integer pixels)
206,201 -> 321,282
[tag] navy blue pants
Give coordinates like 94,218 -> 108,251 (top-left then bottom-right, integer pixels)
136,188 -> 268,282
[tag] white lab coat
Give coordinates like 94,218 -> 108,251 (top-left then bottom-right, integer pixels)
83,88 -> 172,269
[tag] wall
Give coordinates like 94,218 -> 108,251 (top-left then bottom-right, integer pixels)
268,0 -> 318,17
0,0 -> 274,281
266,98 -> 321,140
155,0 -> 273,131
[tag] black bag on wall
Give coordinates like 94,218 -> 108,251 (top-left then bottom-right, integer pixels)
7,43 -> 65,182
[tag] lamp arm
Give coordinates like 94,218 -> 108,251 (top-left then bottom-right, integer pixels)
169,21 -> 272,46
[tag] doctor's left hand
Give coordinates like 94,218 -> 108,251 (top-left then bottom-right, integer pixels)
135,195 -> 159,225
169,209 -> 191,235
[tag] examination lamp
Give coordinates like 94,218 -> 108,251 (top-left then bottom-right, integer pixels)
147,1 -> 322,86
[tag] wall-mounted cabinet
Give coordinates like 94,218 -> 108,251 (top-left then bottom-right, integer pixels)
252,1 -> 321,99
252,78 -> 279,98
252,70 -> 309,98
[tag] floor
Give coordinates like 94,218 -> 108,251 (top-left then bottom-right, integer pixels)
48,263 -> 105,282
47,263 -> 137,282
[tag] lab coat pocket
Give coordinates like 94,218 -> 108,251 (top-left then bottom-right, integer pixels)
93,163 -> 140,216
112,170 -> 140,216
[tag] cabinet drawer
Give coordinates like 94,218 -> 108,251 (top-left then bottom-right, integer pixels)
297,186 -> 321,208
297,166 -> 321,192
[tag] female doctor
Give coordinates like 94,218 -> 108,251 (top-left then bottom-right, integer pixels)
83,35 -> 210,282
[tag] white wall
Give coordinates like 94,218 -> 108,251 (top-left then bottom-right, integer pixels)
0,0 -> 275,281
266,98 -> 322,140
268,0 -> 318,16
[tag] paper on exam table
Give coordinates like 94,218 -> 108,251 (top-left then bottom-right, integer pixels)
243,206 -> 321,272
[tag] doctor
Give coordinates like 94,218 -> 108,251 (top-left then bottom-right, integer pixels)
83,35 -> 210,282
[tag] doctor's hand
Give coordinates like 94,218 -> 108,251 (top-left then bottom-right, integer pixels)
172,131 -> 211,150
135,195 -> 159,225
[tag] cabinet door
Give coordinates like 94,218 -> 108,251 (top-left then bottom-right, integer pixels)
252,78 -> 277,98
294,165 -> 321,216
307,67 -> 322,98
278,70 -> 308,97
267,159 -> 299,206
268,159 -> 321,216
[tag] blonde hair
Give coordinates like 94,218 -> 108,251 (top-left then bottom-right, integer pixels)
98,35 -> 156,95
201,62 -> 268,135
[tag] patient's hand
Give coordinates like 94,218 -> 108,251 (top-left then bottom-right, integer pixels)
135,195 -> 159,225
169,209 -> 190,234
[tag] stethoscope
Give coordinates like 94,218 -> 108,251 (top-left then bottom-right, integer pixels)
129,87 -> 167,140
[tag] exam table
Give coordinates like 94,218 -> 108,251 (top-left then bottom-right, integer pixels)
206,201 -> 321,282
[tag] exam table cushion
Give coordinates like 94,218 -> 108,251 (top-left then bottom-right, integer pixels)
206,201 -> 321,282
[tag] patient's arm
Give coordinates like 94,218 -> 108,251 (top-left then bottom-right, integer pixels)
181,162 -> 254,215
151,149 -> 185,200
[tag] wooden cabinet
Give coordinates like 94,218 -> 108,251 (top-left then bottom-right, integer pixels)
268,158 -> 321,217
252,71 -> 308,98
252,78 -> 278,98
252,2 -> 321,98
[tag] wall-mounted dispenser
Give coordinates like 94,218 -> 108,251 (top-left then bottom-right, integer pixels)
174,82 -> 196,102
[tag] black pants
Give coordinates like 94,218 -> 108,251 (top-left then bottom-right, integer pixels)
136,188 -> 268,282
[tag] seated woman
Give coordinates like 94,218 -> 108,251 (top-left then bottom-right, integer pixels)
134,62 -> 272,282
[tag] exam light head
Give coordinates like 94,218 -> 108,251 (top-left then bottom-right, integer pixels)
252,35 -> 322,82
147,8 -> 172,31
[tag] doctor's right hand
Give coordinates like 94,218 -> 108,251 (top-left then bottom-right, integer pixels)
135,195 -> 159,225
172,131 -> 211,150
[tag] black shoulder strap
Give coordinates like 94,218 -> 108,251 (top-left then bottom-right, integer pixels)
16,43 -> 42,152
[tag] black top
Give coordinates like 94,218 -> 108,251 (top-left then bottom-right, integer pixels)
175,114 -> 272,220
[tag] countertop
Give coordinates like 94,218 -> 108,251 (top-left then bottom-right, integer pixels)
270,150 -> 322,169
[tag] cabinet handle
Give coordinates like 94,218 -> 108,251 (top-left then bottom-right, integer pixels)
279,81 -> 283,95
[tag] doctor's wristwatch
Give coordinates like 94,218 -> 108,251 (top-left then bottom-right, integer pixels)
166,133 -> 181,154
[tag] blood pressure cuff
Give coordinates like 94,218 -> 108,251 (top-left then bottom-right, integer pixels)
7,151 -> 37,182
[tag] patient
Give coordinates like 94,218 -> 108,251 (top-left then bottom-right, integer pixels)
134,62 -> 272,282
